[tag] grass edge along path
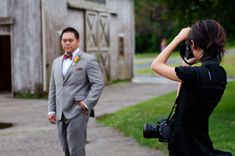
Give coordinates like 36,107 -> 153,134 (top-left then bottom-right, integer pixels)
97,81 -> 235,155
135,54 -> 235,78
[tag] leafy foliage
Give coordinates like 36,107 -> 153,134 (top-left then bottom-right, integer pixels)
135,0 -> 173,53
160,0 -> 235,37
135,0 -> 235,53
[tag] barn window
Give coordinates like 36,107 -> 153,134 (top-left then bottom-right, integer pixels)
118,35 -> 124,60
84,0 -> 106,5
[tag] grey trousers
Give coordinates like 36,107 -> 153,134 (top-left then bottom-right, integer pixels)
57,113 -> 88,156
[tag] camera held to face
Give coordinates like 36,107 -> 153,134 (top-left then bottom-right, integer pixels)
143,118 -> 172,142
180,40 -> 194,65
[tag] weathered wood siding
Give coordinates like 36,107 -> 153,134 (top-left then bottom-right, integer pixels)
45,0 -> 134,82
107,0 -> 135,80
0,0 -> 42,94
0,0 -> 134,94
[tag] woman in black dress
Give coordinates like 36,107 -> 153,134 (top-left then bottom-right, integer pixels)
151,19 -> 227,156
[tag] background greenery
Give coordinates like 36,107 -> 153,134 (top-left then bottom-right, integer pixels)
135,0 -> 235,53
98,81 -> 235,155
135,52 -> 235,78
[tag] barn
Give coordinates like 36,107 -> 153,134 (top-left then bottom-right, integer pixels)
0,0 -> 135,95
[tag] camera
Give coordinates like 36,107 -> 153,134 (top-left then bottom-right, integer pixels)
180,40 -> 194,65
143,118 -> 171,142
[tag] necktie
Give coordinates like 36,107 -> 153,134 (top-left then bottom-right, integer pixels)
64,53 -> 73,60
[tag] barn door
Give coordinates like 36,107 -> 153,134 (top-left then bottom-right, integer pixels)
85,11 -> 111,82
0,35 -> 11,92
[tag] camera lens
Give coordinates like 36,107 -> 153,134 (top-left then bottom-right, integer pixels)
143,124 -> 160,138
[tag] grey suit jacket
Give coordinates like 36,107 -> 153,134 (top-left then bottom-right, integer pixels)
48,51 -> 104,120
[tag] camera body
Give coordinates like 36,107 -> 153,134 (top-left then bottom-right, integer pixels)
143,118 -> 172,142
180,40 -> 194,65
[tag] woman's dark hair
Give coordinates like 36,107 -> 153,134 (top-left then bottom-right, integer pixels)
188,19 -> 227,62
60,27 -> 80,41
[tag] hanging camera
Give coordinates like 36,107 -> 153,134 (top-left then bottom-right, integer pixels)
143,118 -> 172,142
143,98 -> 178,142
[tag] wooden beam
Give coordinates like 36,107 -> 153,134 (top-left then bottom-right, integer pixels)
0,17 -> 14,25
67,0 -> 117,15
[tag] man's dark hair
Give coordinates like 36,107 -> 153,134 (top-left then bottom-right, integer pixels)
60,27 -> 80,41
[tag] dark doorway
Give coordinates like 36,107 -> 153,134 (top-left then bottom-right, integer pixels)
0,35 -> 11,92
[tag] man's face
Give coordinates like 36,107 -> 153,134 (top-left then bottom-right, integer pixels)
61,32 -> 79,53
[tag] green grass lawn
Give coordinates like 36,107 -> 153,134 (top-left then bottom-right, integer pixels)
135,51 -> 179,59
98,81 -> 235,155
135,53 -> 235,78
221,54 -> 235,78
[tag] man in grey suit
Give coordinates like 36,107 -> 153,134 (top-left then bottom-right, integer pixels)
48,27 -> 104,156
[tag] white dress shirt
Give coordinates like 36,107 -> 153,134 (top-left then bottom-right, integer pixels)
62,47 -> 80,76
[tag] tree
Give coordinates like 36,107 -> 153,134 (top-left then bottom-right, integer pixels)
160,0 -> 235,38
135,0 -> 173,53
134,0 -> 235,53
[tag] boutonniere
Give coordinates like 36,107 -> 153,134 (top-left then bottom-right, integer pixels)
72,56 -> 80,66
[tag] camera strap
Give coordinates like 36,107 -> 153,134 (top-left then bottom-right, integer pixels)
166,97 -> 179,122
